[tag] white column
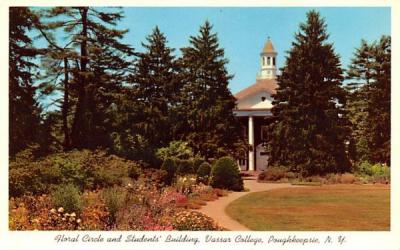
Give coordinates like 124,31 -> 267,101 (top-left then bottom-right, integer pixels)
248,116 -> 255,171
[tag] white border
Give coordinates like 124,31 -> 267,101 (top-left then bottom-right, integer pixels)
1,1 -> 399,250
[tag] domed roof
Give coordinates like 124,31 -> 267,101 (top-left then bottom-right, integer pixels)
262,39 -> 276,54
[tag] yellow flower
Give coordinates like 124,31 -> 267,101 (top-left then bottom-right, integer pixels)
58,207 -> 64,213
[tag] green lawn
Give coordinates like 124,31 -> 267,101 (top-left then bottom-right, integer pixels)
226,184 -> 390,231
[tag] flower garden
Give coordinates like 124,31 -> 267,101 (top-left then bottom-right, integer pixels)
9,146 -> 242,231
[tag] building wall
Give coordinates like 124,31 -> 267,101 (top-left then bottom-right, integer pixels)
236,92 -> 273,110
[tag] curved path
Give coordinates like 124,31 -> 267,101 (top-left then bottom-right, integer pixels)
198,178 -> 294,231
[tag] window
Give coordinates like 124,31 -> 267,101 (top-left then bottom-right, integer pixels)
262,57 -> 265,66
273,57 -> 276,66
267,57 -> 271,65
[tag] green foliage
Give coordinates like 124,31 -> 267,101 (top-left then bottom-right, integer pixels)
178,21 -> 243,159
196,162 -> 212,184
175,159 -> 195,175
102,187 -> 126,225
9,7 -> 51,156
9,150 -> 141,197
51,184 -> 82,214
174,175 -> 197,195
267,10 -> 350,175
192,156 -> 205,173
346,36 -> 391,164
156,141 -> 194,161
210,156 -> 243,191
347,36 -> 391,164
160,158 -> 177,185
356,161 -> 373,175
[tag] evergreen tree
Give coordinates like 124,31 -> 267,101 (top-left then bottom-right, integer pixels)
179,21 -> 243,159
132,26 -> 180,148
113,26 -> 180,164
9,7 -> 44,156
267,10 -> 350,175
347,36 -> 391,164
38,7 -> 134,149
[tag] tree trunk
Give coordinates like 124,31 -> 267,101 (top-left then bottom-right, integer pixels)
62,57 -> 70,149
71,7 -> 89,148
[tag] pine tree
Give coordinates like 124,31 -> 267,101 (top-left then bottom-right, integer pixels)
111,26 -> 180,164
38,7 -> 134,149
179,21 -> 242,159
347,36 -> 391,164
133,27 -> 180,147
267,10 -> 350,175
9,7 -> 44,156
345,40 -> 373,162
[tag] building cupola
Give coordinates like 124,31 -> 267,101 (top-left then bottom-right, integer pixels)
257,37 -> 277,80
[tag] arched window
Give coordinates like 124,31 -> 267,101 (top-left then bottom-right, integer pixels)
262,57 -> 265,66
273,57 -> 276,66
267,57 -> 271,65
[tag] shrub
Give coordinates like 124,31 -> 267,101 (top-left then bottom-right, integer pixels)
142,169 -> 168,188
340,173 -> 356,184
210,156 -> 243,191
51,184 -> 82,214
192,156 -> 205,173
196,162 -> 211,184
161,158 -> 177,185
9,150 -> 142,197
259,166 -> 288,181
175,175 -> 197,195
356,161 -> 373,175
9,163 -> 45,197
176,159 -> 194,175
172,210 -> 222,230
102,187 -> 126,225
156,141 -> 194,161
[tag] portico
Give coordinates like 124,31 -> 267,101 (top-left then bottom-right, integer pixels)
233,38 -> 278,171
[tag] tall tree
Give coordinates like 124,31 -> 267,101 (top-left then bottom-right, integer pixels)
179,21 -> 243,159
9,7 -> 44,156
267,10 -> 350,175
132,26 -> 180,147
38,7 -> 134,149
112,26 -> 180,164
347,36 -> 391,164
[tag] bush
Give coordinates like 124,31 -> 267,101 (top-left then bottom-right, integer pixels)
142,169 -> 168,188
51,184 -> 82,214
192,156 -> 205,173
210,156 -> 243,191
356,161 -> 373,176
196,162 -> 211,184
156,141 -> 194,161
9,150 -> 142,197
161,158 -> 177,185
176,159 -> 194,175
175,175 -> 197,195
172,210 -> 222,230
102,187 -> 126,225
258,166 -> 288,182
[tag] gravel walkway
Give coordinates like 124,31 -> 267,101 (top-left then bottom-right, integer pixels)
198,178 -> 293,231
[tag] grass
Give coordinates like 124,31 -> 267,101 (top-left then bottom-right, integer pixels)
226,184 -> 390,231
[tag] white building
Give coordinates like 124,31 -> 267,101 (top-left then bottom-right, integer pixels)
233,38 -> 278,171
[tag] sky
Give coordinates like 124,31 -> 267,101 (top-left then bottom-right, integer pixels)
114,7 -> 391,94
